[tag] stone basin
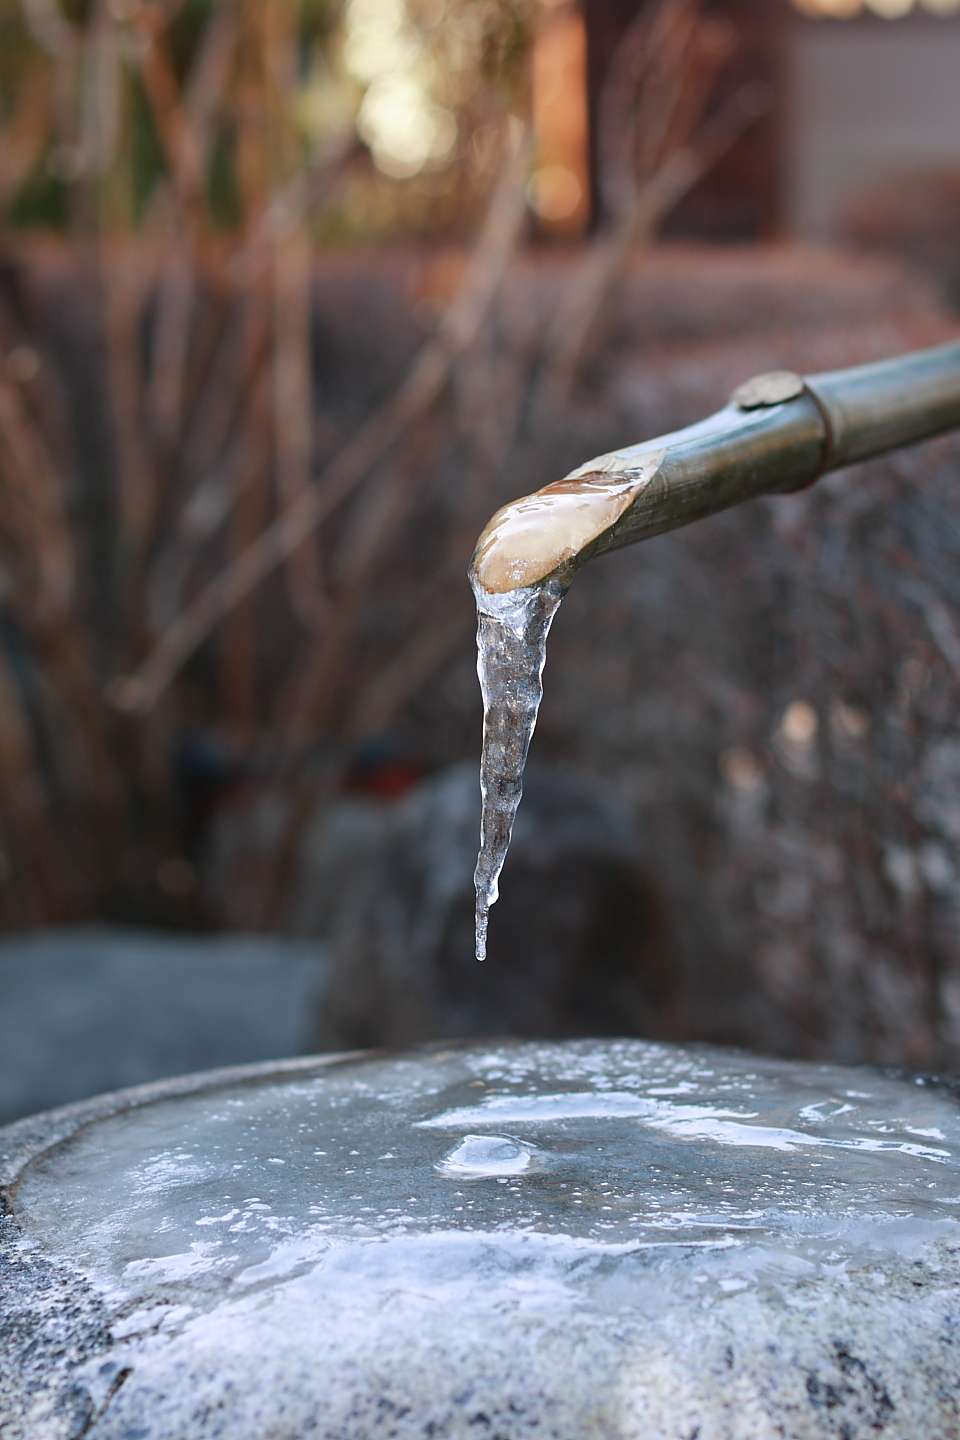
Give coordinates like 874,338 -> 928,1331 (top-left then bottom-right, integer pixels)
3,1039 -> 960,1438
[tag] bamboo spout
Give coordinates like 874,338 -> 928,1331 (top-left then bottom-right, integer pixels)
470,339 -> 960,595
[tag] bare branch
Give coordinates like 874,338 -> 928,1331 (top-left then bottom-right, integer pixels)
110,120 -> 532,713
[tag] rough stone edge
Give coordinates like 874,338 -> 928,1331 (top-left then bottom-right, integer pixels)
0,1050 -> 373,1198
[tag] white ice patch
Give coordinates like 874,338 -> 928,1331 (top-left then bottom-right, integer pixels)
417,1091 -> 952,1161
437,1134 -> 539,1178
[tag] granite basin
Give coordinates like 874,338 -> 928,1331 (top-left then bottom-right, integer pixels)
3,1039 -> 960,1437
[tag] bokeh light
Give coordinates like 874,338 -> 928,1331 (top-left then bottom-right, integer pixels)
793,0 -> 960,15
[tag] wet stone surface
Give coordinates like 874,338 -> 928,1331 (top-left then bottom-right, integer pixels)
0,927 -> 330,1126
3,1039 -> 960,1437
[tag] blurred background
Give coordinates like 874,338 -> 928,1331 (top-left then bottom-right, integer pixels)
2,0 -> 960,1123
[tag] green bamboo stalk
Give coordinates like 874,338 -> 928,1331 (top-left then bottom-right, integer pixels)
471,340 -> 960,595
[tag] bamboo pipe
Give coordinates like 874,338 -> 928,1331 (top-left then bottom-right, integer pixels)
470,339 -> 960,595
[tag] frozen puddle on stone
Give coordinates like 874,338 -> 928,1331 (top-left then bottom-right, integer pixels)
418,1090 -> 952,1161
437,1133 -> 542,1178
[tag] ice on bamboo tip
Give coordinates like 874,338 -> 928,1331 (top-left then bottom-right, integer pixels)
470,450 -> 663,962
470,449 -> 665,594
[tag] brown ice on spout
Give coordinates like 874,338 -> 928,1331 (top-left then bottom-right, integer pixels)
470,451 -> 664,961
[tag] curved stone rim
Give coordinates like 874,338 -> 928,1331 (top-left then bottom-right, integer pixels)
0,1048 -> 375,1199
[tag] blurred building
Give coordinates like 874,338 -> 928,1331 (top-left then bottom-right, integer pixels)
541,0 -> 960,245
787,4 -> 960,242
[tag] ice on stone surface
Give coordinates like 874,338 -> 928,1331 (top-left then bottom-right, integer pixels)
437,1134 -> 542,1177
14,1040 -> 960,1297
7,1039 -> 960,1438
